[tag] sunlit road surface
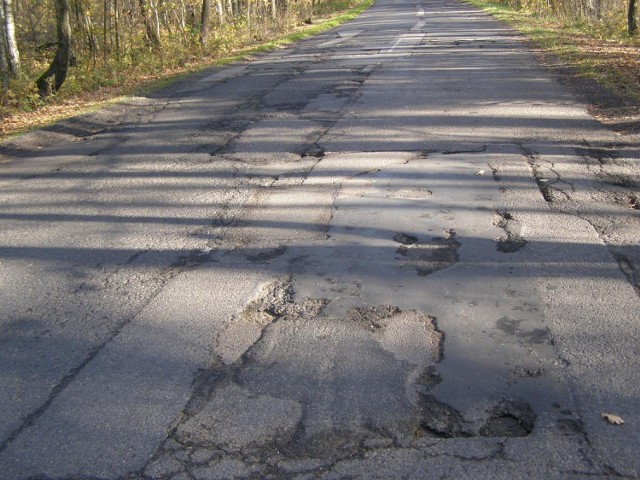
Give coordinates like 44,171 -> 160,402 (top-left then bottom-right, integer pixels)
1,0 -> 639,478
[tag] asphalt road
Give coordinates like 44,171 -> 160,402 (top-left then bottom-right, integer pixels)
1,0 -> 639,478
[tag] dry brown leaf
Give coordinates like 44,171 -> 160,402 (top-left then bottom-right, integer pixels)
601,412 -> 625,425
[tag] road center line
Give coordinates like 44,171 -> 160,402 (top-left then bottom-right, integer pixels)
411,20 -> 427,31
384,33 -> 426,53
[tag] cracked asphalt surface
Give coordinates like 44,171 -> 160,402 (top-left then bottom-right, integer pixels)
1,0 -> 639,478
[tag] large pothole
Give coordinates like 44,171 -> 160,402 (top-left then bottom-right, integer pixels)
153,275 -> 542,478
231,286 -> 444,458
418,395 -> 536,438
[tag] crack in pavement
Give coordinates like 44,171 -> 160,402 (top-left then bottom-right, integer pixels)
129,149 -> 596,479
4,0 -> 640,475
518,142 -> 640,295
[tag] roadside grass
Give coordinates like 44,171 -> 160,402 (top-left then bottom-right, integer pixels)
464,0 -> 640,106
0,0 -> 373,142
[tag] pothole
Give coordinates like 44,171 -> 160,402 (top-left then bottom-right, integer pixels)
494,212 -> 528,253
395,229 -> 460,276
418,395 -> 536,438
393,233 -> 418,245
496,316 -> 550,345
387,187 -> 433,200
417,396 -> 467,438
536,179 -> 556,203
511,365 -> 545,378
161,272 -> 543,477
214,279 -> 328,365
346,304 -> 401,330
245,245 -> 288,263
303,144 -> 325,158
234,300 -> 444,458
478,399 -> 537,437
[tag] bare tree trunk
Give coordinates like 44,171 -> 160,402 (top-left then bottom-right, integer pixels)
36,0 -> 71,96
158,0 -> 171,34
1,0 -> 21,80
75,0 -> 97,65
200,0 -> 211,46
139,0 -> 161,47
630,0 -> 638,35
246,0 -> 250,31
114,0 -> 121,61
215,0 -> 224,23
178,0 -> 186,30
103,0 -> 108,63
150,0 -> 161,40
0,14 -> 8,88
